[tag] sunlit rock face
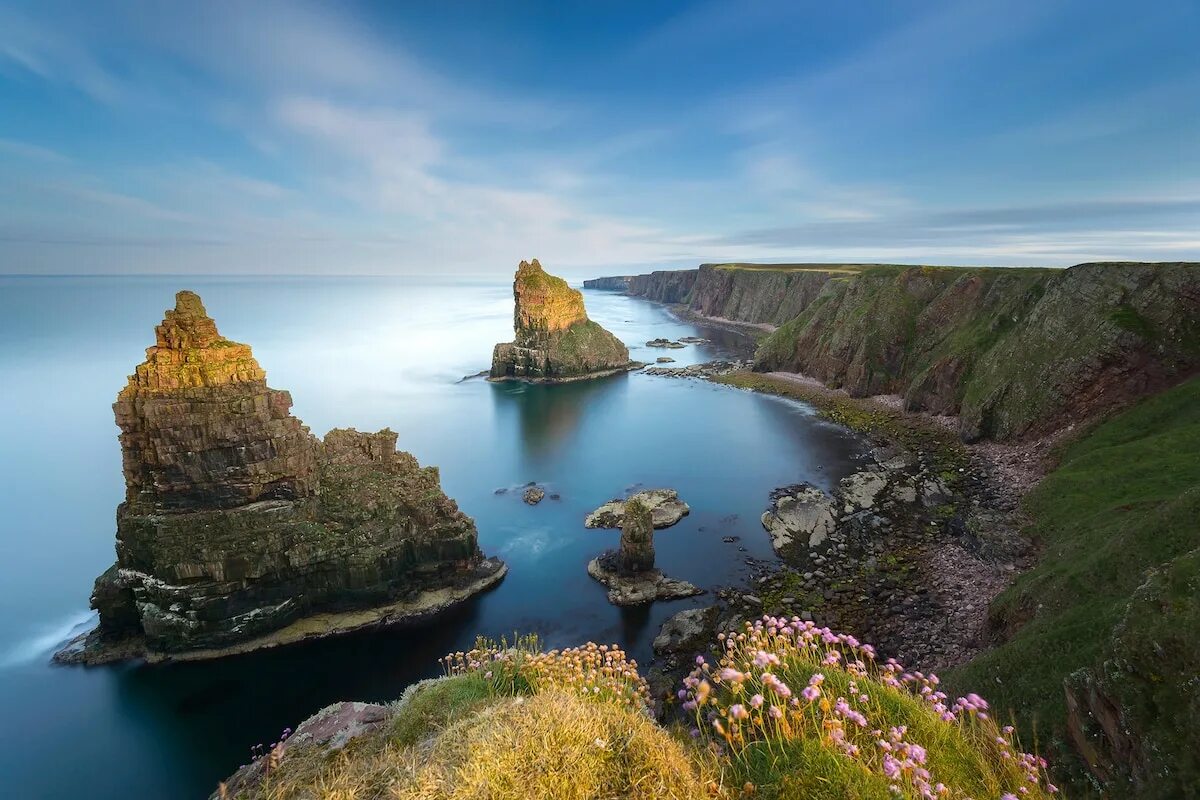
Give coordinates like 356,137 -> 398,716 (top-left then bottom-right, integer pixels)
490,259 -> 636,382
64,291 -> 504,663
114,290 -> 317,511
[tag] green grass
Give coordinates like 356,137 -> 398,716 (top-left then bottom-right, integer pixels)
948,376 -> 1200,757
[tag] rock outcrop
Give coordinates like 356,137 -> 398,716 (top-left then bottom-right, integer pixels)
58,291 -> 505,664
490,259 -> 637,382
587,499 -> 702,606
585,489 -> 690,530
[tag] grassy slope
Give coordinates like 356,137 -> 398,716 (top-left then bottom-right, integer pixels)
947,376 -> 1200,750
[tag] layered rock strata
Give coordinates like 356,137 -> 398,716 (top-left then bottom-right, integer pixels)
58,291 -> 504,664
490,259 -> 638,382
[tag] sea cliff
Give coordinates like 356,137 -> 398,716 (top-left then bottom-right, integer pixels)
58,291 -> 505,664
600,261 -> 1200,440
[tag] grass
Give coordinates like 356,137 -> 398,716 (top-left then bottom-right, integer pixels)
947,376 -> 1200,771
230,622 -> 1060,800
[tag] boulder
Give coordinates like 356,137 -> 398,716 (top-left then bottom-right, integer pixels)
653,606 -> 718,655
523,486 -> 545,505
761,485 -> 837,555
490,259 -> 638,382
585,489 -> 690,529
645,338 -> 685,349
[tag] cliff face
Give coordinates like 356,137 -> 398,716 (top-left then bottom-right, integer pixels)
491,259 -> 634,381
756,262 -> 1200,440
627,269 -> 696,304
603,261 -> 1200,440
67,292 -> 504,662
582,276 -> 632,291
688,264 -> 838,324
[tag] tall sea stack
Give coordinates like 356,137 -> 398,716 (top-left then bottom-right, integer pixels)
490,259 -> 636,382
59,291 -> 505,664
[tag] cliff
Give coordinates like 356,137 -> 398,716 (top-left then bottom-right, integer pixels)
627,269 -> 696,304
602,261 -> 1200,440
581,275 -> 632,291
59,291 -> 504,664
490,259 -> 636,382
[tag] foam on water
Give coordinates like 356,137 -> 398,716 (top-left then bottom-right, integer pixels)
0,610 -> 96,668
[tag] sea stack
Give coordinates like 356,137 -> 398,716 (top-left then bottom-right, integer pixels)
587,498 -> 702,606
490,259 -> 637,382
57,291 -> 505,664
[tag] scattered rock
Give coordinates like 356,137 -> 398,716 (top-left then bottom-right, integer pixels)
645,338 -> 686,349
656,356 -> 676,363
523,486 -> 545,505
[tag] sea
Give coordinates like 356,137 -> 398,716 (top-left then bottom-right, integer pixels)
0,275 -> 866,798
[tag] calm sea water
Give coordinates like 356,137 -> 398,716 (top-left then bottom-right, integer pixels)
0,275 -> 866,798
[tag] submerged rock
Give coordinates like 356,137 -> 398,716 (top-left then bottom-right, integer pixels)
585,488 -> 690,529
490,259 -> 639,382
58,291 -> 505,665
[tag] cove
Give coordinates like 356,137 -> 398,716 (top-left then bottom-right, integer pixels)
0,275 -> 866,799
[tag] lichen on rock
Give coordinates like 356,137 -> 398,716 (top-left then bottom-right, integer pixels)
490,259 -> 638,382
585,488 -> 690,530
58,291 -> 505,664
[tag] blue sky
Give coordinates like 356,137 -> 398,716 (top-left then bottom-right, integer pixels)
1,0 -> 1197,276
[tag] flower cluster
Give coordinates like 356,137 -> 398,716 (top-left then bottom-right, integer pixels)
442,635 -> 650,710
679,615 -> 1058,799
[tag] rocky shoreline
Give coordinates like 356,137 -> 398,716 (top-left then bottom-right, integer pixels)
57,559 -> 508,666
639,361 -> 1041,718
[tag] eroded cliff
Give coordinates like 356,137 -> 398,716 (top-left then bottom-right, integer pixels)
60,291 -> 504,664
605,261 -> 1200,440
490,259 -> 636,381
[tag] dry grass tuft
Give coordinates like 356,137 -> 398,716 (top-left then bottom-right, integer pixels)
397,690 -> 716,800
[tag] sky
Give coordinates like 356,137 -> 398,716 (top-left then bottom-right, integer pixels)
0,0 -> 1197,277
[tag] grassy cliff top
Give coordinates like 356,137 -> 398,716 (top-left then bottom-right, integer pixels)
228,625 -> 1058,800
947,376 -> 1200,786
701,262 -> 1066,275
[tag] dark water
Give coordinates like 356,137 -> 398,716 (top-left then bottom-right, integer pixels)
0,275 -> 866,798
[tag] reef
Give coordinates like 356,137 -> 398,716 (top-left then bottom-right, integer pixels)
56,291 -> 504,665
490,259 -> 639,382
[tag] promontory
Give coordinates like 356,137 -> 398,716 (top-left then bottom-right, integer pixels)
490,259 -> 638,382
56,291 -> 505,664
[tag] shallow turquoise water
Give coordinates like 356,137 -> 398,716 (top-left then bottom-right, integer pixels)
0,276 -> 865,798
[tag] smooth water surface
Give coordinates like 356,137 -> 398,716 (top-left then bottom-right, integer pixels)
0,275 -> 866,798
